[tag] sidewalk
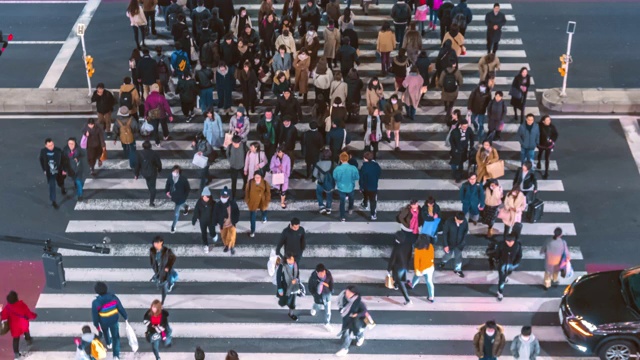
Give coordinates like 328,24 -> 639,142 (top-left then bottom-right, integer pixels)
0,88 -> 95,113
541,88 -> 640,113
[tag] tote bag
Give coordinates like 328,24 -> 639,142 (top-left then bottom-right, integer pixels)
486,160 -> 505,179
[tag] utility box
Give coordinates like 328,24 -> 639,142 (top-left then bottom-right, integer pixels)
42,252 -> 66,289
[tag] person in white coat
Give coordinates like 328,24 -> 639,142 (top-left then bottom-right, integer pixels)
363,108 -> 383,159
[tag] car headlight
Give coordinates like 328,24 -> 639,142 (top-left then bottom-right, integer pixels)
580,319 -> 598,333
568,318 -> 594,337
563,284 -> 571,296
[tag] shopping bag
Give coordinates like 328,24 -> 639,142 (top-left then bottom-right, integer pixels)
267,249 -> 280,277
420,218 -> 441,237
192,153 -> 209,168
125,320 -> 139,352
486,160 -> 505,179
99,149 -> 108,161
271,172 -> 285,186
169,269 -> 179,283
223,132 -> 234,148
80,135 -> 88,149
384,273 -> 394,289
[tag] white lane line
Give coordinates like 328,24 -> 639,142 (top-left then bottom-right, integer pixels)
37,294 -> 563,312
143,37 -> 524,46
39,0 -> 101,89
620,116 -> 640,177
28,322 -> 568,342
57,244 -> 583,259
82,178 -> 566,192
10,41 -> 66,44
239,3 -> 513,10
65,220 -> 577,235
74,199 -> 570,214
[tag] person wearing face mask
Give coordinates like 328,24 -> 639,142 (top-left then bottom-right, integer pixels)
164,165 -> 191,234
275,28 -> 297,58
213,186 -> 240,254
245,171 -> 271,237
511,326 -> 540,360
382,94 -> 403,149
438,212 -> 469,277
230,7 -> 253,39
460,173 -> 485,226
229,106 -> 251,144
468,81 -> 492,141
294,48 -> 312,105
449,119 -> 475,183
494,233 -> 522,301
475,140 -> 499,184
276,253 -> 302,321
473,320 -> 506,360
192,187 -> 219,253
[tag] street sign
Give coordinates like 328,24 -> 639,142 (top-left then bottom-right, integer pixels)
560,21 -> 577,97
77,23 -> 85,36
566,21 -> 576,34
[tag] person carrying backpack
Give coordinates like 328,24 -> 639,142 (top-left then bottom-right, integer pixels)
450,0 -> 472,36
439,60 -> 463,116
119,76 -> 142,120
313,148 -> 335,214
390,0 -> 411,50
171,43 -> 191,79
137,48 -> 159,99
75,325 -> 107,360
191,0 -> 211,39
135,140 -> 163,207
438,0 -> 454,41
154,46 -> 171,94
113,106 -> 139,169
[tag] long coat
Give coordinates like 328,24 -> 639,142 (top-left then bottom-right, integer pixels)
510,74 -> 531,108
245,178 -> 271,211
270,153 -> 292,191
301,34 -> 320,68
329,79 -> 348,105
302,129 -> 324,163
376,30 -> 396,53
383,98 -> 403,130
541,237 -> 567,273
323,27 -> 340,59
475,147 -> 499,182
402,29 -> 422,64
503,191 -> 526,227
442,32 -> 465,56
485,10 -> 507,43
244,150 -> 268,182
439,67 -> 464,102
293,55 -> 311,94
203,114 -> 224,148
365,86 -> 384,115
478,54 -> 501,82
402,73 -> 424,108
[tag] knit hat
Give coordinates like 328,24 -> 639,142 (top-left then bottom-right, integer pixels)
237,106 -> 246,115
117,106 -> 129,118
150,83 -> 160,93
201,187 -> 211,197
220,186 -> 230,198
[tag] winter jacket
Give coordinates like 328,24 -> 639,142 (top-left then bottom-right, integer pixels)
216,66 -> 234,97
332,162 -> 359,193
390,1 -> 411,24
203,114 -> 224,148
192,197 -> 216,225
475,147 -> 500,182
230,14 -> 254,39
257,116 -> 281,146
460,181 -> 485,209
442,31 -> 465,56
145,91 -> 172,119
336,44 -> 359,72
478,54 -> 501,82
397,204 -> 424,231
326,0 -> 340,22
511,334 -> 541,360
449,126 -> 475,165
149,245 -> 177,282
538,122 -> 558,149
278,123 -> 299,152
135,148 -> 162,178
442,216 -> 468,250
170,49 -> 191,76
415,53 -> 431,85
518,122 -> 540,149
1,301 -> 37,337
272,53 -> 292,73
81,124 -> 106,149
269,153 -> 292,191
276,225 -> 306,258
359,160 -> 381,191
487,99 -> 507,123
495,239 -> 522,266
391,55 -> 409,78
118,84 -> 141,116
329,79 -> 348,106
229,115 -> 251,142
164,174 -> 191,204
510,74 -> 531,108
473,324 -> 506,358
274,96 -> 303,122
503,190 -> 527,226
177,77 -> 199,103
308,269 -> 334,304
91,89 -> 116,114
143,309 -> 170,338
282,0 -> 301,24
438,1 -> 454,26
213,199 -> 240,227
439,67 -> 464,102
227,144 -> 246,170
383,99 -> 403,125
275,34 -> 297,56
345,74 -> 364,107
213,0 -> 234,24
541,237 -> 566,273
91,293 -> 128,329
513,167 -> 537,192
365,86 -> 384,115
376,30 -> 396,53
244,178 -> 271,211
364,114 -> 383,146
302,129 -> 324,163
138,55 -> 159,85
451,2 -> 473,27
323,27 -> 340,59
387,231 -> 413,274
338,293 -> 367,333
485,10 -> 507,43
421,202 -> 441,222
293,55 -> 311,94
39,146 -> 63,177
62,145 -> 90,180
468,87 -> 491,114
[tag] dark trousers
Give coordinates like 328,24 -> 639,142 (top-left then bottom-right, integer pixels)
487,37 -> 499,54
144,175 -> 157,204
393,268 -> 410,302
394,23 -> 407,49
459,26 -> 467,36
538,148 -> 551,173
47,174 -> 65,203
122,142 -> 137,169
144,11 -> 156,32
362,190 -> 377,216
444,100 -> 455,116
264,143 -> 277,165
368,141 -> 379,159
151,118 -> 170,144
132,26 -> 146,48
199,221 -> 217,245
199,164 -> 210,189
229,168 -> 247,199
381,51 -> 391,73
181,101 -> 196,117
13,331 -> 32,355
305,161 -> 317,179
440,24 -> 449,41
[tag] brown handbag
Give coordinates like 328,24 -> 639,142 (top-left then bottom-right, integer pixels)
486,160 -> 505,179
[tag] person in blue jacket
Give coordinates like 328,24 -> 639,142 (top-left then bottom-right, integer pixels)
91,282 -> 128,360
359,151 -> 381,220
459,172 -> 485,225
333,151 -> 360,222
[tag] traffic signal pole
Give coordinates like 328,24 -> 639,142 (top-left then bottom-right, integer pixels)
77,24 -> 92,96
560,21 -> 576,97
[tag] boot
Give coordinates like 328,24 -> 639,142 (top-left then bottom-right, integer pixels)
494,131 -> 502,141
486,227 -> 494,238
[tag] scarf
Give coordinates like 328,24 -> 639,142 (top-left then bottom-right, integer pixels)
283,263 -> 299,296
237,116 -> 245,129
305,31 -> 316,46
410,207 -> 420,234
427,204 -> 434,217
340,294 -> 358,317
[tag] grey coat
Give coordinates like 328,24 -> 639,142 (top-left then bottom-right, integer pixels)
62,145 -> 89,180
541,237 -> 566,273
510,334 -> 540,360
517,122 -> 540,150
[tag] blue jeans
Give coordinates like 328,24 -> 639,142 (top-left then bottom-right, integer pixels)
312,293 -> 332,324
249,210 -> 268,234
394,24 -> 406,49
199,87 -> 214,112
74,177 -> 85,197
47,174 -> 63,203
316,185 -> 333,209
340,326 -> 364,351
471,114 -> 486,141
101,322 -> 121,357
405,104 -> 416,120
520,148 -> 535,164
338,190 -> 354,219
172,201 -> 186,228
410,266 -> 435,298
429,8 -> 439,24
440,248 -> 463,271
480,357 -> 497,360
122,142 -> 137,169
217,85 -> 233,110
150,325 -> 172,360
394,268 -> 410,302
498,263 -> 520,292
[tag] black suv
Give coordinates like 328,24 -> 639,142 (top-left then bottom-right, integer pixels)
560,266 -> 640,360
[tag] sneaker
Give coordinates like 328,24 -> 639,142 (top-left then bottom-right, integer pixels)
310,308 -> 317,316
168,283 -> 175,292
356,337 -> 365,346
155,143 -> 161,147
326,209 -> 332,215
323,323 -> 333,332
182,205 -> 190,215
113,357 -> 119,360
360,201 -> 368,209
319,207 -> 327,214
170,226 -> 175,234
223,246 -> 229,252
336,349 -> 349,357
427,297 -> 435,303
497,292 -> 503,301
371,214 -> 377,221
163,136 -> 169,141
107,344 -> 113,350
250,232 -> 255,238
203,246 -> 209,253
212,234 -> 219,243
52,201 -> 59,209
340,218 -> 346,222
288,313 -> 298,321
404,300 -> 413,306
454,270 -> 465,278
230,247 -> 236,255
262,217 -> 268,224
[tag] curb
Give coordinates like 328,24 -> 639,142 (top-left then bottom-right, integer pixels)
541,88 -> 640,114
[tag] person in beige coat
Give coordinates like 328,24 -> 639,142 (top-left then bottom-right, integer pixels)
501,187 -> 526,237
329,71 -> 348,107
323,20 -> 341,68
442,25 -> 465,57
365,77 -> 384,115
401,69 -> 424,120
275,29 -> 297,57
119,77 -> 142,119
376,21 -> 396,74
301,27 -> 320,70
402,23 -> 422,65
479,52 -> 501,83
475,140 -> 500,183
245,171 -> 271,237
481,179 -> 503,237
314,57 -> 334,104
294,50 -> 311,104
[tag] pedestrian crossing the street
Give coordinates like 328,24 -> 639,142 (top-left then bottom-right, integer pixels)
26,1 -> 591,359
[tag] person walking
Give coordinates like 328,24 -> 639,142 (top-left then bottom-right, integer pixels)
365,78 -> 384,117
274,89 -> 303,124
428,0 -> 442,30
256,110 -> 280,163
476,140 -> 500,184
213,186 -> 240,255
91,282 -> 128,360
238,60 -> 259,113
165,165 -> 190,233
62,137 -> 89,202
81,118 -> 106,177
227,136 -> 247,199
421,196 -> 441,239
537,115 -> 558,179
277,116 -> 299,163
308,263 -> 334,331
193,132 -> 214,189
438,212 -> 468,277
442,24 -> 465,57
324,20 -> 340,69
149,236 -> 177,304
176,73 -> 199,122
383,94 -> 403,150
376,22 -> 396,75
402,67 -> 424,121
478,53 -> 501,84
276,253 -> 302,321
450,0 -> 472,36
113,106 -> 139,170
511,326 -> 541,360
335,37 -> 359,79
142,0 -> 158,36
390,0 -> 411,50
439,60 -> 463,116
387,231 -> 413,305
269,147 -> 292,209
501,187 -> 526,239
460,173 -> 485,225
402,23 -> 422,64
430,39 -> 457,89
518,114 -> 540,164
143,299 -> 172,360
126,0 -> 147,49
138,49 -> 158,101
481,179 -> 503,238
314,148 -> 335,214
145,83 -> 173,146
468,81 -> 492,141
203,107 -> 224,152
485,2 -> 506,54
195,66 -> 215,113
510,67 -> 531,124
276,217 -> 306,264
90,83 -> 116,135
494,234 -> 522,300
39,138 -> 66,209
216,62 -> 234,115
1,291 -> 37,360
473,320 -> 506,360
541,227 -> 567,290
359,151 -> 381,220
135,140 -> 163,207
438,0 -> 454,41
333,151 -> 359,222
513,160 -> 538,205
245,142 -> 269,183
119,76 -> 142,121
192,187 -> 218,253
486,91 -> 507,140
449,119 -> 474,183
245,171 -> 271,237
364,108 -> 383,160
408,234 -> 435,302
302,121 -> 324,180
335,285 -> 368,357
391,49 -> 409,93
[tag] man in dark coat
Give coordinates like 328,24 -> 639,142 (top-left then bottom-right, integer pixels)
299,0 -> 321,35
213,186 -> 240,255
438,0 -> 455,41
326,122 -> 351,164
192,187 -> 218,253
256,109 -> 281,161
39,138 -> 65,209
90,83 -> 116,133
302,121 -> 324,179
278,116 -> 299,162
415,50 -> 431,102
219,35 -> 239,74
387,230 -> 413,305
149,236 -> 177,304
276,217 -> 306,264
485,3 -> 507,54
138,48 -> 159,99
308,263 -> 334,329
135,140 -> 163,207
359,151 -> 381,220
335,37 -> 359,78
274,89 -> 303,123
212,0 -> 235,33
467,81 -> 492,141
449,119 -> 475,182
450,0 -> 473,36
494,235 -> 522,301
165,165 -> 191,233
438,212 -> 469,277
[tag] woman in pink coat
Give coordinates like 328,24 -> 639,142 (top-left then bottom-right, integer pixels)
270,146 -> 292,209
1,291 -> 37,358
402,68 -> 425,120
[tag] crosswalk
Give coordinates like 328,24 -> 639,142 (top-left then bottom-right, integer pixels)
28,1 -> 591,359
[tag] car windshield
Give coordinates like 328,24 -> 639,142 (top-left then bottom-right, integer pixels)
621,268 -> 640,312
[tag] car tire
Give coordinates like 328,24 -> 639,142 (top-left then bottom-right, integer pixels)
598,340 -> 637,360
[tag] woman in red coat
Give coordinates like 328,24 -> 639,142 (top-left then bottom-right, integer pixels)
1,291 -> 37,359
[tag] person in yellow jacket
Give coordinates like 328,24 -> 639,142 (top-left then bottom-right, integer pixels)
407,234 -> 435,302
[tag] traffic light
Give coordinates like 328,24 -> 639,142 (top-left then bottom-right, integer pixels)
0,31 -> 12,57
558,55 -> 567,77
85,55 -> 95,78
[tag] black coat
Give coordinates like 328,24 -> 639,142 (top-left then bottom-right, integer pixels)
468,87 -> 491,114
308,270 -> 334,304
278,123 -> 299,152
442,216 -> 469,250
135,149 -> 162,178
415,53 -> 431,85
239,68 -> 259,98
485,10 -> 507,43
213,0 -> 235,24
213,200 -> 240,227
510,74 -> 531,108
336,45 -> 359,71
276,226 -> 306,258
513,167 -> 537,192
345,76 -> 363,107
302,129 -> 324,163
326,127 -> 350,155
538,122 -> 558,149
176,78 -> 199,103
164,174 -> 191,204
339,293 -> 367,333
257,116 -> 281,146
495,240 -> 522,266
220,40 -> 240,67
138,55 -> 159,86
437,2 -> 455,26
39,147 -> 63,177
274,96 -> 303,123
91,90 -> 115,114
62,146 -> 89,180
192,197 -> 216,225
449,126 -> 475,165
149,246 -> 176,281
387,231 -> 413,275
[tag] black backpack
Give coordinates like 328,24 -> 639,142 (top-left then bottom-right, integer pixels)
395,4 -> 410,22
157,56 -> 169,76
440,5 -> 453,25
119,89 -> 134,109
442,70 -> 458,93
